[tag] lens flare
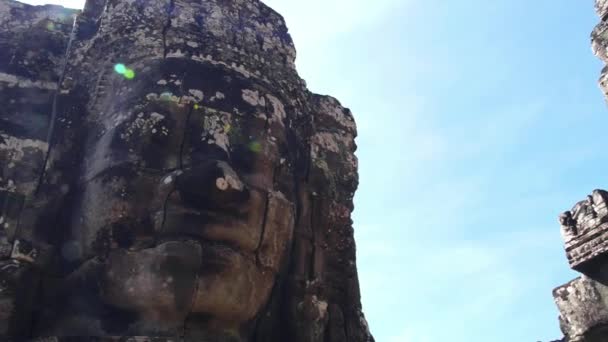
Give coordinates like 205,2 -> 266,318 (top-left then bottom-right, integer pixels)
248,141 -> 262,153
114,64 -> 127,75
113,64 -> 135,79
124,69 -> 135,79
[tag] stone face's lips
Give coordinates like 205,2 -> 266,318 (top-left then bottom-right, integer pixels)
160,207 -> 259,253
197,241 -> 243,274
154,236 -> 241,273
102,241 -> 202,321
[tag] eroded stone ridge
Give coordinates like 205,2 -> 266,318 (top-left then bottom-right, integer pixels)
0,0 -> 373,341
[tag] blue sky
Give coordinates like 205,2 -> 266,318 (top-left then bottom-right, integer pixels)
19,0 -> 608,341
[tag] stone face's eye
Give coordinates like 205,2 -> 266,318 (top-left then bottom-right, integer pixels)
230,144 -> 257,174
175,161 -> 249,212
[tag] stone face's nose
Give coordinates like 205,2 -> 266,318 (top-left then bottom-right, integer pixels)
175,160 -> 250,212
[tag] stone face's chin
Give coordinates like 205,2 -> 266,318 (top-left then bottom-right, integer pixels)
192,248 -> 276,323
102,241 -> 202,324
101,237 -> 273,326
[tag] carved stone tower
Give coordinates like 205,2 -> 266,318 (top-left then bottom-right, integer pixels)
550,1 -> 608,341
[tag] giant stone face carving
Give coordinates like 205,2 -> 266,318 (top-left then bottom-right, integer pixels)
50,60 -> 296,336
0,0 -> 374,341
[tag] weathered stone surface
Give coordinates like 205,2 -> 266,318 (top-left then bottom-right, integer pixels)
554,277 -> 608,342
0,0 -> 372,340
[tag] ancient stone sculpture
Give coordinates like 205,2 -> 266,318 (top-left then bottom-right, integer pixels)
0,0 -> 373,340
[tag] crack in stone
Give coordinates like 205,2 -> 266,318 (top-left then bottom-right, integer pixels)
182,251 -> 202,339
271,164 -> 281,191
263,96 -> 272,132
179,103 -> 194,170
308,195 -> 316,281
35,14 -> 79,195
234,2 -> 243,48
90,68 -> 108,113
167,71 -> 204,332
343,310 -> 350,341
255,192 -> 271,267
157,186 -> 177,244
162,0 -> 176,59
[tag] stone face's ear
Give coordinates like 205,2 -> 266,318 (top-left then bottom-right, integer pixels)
0,191 -> 24,246
0,260 -> 38,336
279,92 -> 372,342
0,192 -> 31,335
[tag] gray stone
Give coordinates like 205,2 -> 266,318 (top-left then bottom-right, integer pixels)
554,277 -> 608,341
